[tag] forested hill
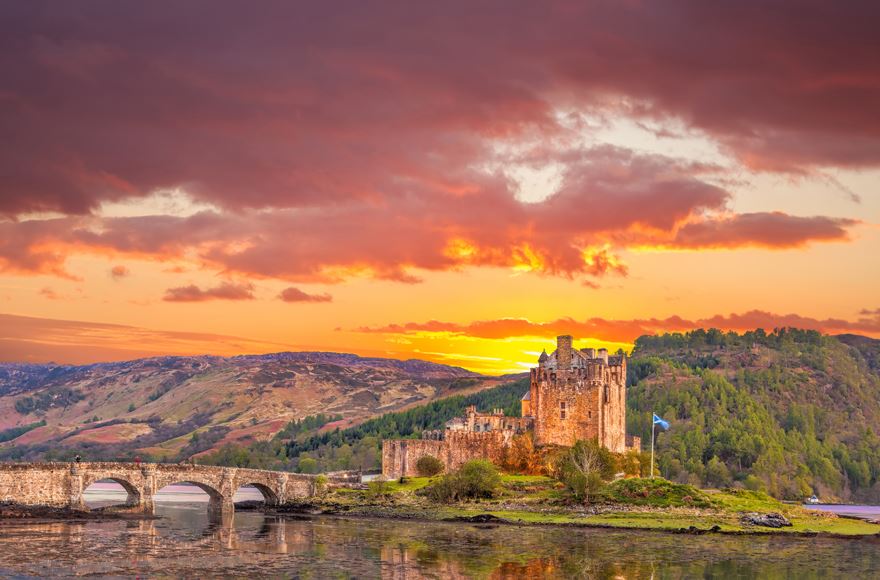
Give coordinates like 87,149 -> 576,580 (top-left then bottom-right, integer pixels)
198,328 -> 880,503
628,329 -> 880,502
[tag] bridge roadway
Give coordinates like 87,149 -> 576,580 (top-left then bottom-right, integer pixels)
0,462 -> 347,515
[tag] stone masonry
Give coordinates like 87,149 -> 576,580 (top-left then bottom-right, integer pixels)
0,462 -> 345,515
382,335 -> 641,478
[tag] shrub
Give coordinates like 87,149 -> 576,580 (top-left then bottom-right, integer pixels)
367,476 -> 391,499
553,440 -> 617,503
422,460 -> 502,503
503,432 -> 546,475
314,474 -> 329,496
415,455 -> 445,477
601,477 -> 713,508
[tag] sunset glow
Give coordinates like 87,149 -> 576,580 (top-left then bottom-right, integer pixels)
1,2 -> 878,374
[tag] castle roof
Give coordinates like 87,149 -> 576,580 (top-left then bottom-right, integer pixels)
538,349 -> 549,363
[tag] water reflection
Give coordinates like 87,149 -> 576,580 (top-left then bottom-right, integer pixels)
0,504 -> 878,578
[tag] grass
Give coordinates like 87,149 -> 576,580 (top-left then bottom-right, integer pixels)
325,475 -> 880,537
600,478 -> 713,508
383,477 -> 435,493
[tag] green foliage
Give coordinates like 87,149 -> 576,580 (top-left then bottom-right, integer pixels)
0,420 -> 46,443
367,477 -> 392,499
627,328 -> 880,502
127,403 -> 136,413
298,456 -> 319,473
15,387 -> 84,415
601,477 -> 713,508
553,439 -> 617,502
422,460 -> 502,502
415,454 -> 445,476
284,379 -> 527,472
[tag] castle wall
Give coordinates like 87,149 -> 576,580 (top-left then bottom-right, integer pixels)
529,356 -> 628,452
381,431 -> 509,479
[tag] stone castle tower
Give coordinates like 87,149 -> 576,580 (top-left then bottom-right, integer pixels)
522,335 -> 629,452
382,334 -> 639,478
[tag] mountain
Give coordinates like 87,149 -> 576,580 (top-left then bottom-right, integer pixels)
628,329 -> 880,502
0,352 -> 501,461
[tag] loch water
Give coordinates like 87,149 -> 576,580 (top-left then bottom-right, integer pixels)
0,484 -> 878,578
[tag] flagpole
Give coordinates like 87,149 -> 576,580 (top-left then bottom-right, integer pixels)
650,414 -> 655,479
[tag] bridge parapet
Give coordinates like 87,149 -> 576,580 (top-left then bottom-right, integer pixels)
0,462 -> 341,515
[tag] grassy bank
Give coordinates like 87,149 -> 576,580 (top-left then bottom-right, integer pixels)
318,476 -> 880,537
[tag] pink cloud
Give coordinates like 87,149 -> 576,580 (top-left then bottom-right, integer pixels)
162,281 -> 255,302
278,287 -> 332,303
359,309 -> 880,343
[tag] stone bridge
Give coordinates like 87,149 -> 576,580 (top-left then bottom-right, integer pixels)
0,462 -> 352,515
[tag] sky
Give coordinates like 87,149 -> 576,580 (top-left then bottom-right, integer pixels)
1,1 -> 879,374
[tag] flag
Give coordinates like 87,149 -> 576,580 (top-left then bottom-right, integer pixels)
652,413 -> 670,430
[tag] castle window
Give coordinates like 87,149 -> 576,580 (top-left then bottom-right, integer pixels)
604,385 -> 609,403
560,401 -> 567,420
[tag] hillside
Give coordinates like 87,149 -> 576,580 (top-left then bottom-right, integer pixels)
213,329 -> 880,503
628,329 -> 880,502
0,352 -> 502,461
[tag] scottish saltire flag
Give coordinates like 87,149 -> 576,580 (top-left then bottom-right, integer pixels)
653,413 -> 670,430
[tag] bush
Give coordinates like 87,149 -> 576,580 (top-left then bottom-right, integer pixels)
601,477 -> 712,508
421,460 -> 502,503
553,440 -> 617,503
503,432 -> 546,475
415,455 -> 445,476
314,474 -> 329,496
367,477 -> 391,499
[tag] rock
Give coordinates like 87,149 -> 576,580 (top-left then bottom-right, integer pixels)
446,514 -> 510,524
740,512 -> 792,528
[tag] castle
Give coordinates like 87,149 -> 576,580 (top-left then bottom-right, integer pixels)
382,335 -> 641,478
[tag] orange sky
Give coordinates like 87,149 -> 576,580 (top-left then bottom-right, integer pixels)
1,3 -> 879,374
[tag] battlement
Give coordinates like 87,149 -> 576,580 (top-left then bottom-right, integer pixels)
382,333 -> 638,478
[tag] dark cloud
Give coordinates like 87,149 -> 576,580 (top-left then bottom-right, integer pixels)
1,1 -> 878,217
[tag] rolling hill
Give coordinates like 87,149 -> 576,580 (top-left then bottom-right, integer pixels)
0,352 -> 502,461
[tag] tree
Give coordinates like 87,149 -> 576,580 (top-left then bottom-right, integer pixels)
555,440 -> 617,503
298,456 -> 318,474
416,455 -> 445,476
503,432 -> 545,475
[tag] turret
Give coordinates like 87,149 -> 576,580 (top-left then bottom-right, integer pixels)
538,349 -> 549,366
556,335 -> 573,370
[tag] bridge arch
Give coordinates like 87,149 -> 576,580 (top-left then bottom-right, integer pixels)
155,479 -> 223,501
81,474 -> 142,510
234,482 -> 280,506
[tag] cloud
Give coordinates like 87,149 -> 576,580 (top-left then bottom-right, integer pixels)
359,309 -> 880,343
109,264 -> 129,279
0,148 -> 859,285
39,287 -> 61,300
0,2 -> 870,285
162,281 -> 255,302
660,213 -> 857,250
278,287 -> 332,303
1,1 -> 878,219
0,312 -> 302,364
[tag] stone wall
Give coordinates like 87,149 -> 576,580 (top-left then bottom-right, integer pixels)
529,355 -> 628,452
0,462 -> 341,514
382,431 -> 511,478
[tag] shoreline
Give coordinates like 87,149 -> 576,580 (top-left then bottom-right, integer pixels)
254,499 -> 880,539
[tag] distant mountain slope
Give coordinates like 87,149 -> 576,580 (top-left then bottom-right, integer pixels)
628,329 -> 880,502
0,352 -> 498,461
